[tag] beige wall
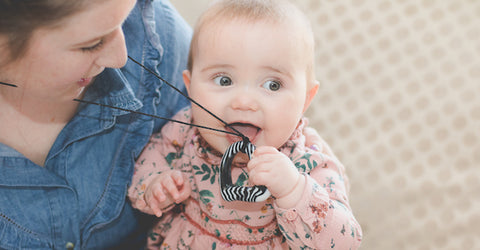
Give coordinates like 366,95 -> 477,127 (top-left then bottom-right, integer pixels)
170,1 -> 480,249
170,0 -> 210,26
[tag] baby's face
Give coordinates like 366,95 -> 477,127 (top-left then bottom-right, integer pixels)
185,19 -> 315,152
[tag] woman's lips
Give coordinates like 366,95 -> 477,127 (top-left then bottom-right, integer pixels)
77,77 -> 92,87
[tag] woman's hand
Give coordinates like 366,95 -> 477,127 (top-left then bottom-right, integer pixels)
144,170 -> 191,217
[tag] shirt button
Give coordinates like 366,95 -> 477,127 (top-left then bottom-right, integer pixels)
65,242 -> 74,250
284,209 -> 297,221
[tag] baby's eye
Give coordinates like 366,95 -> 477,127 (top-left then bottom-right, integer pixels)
262,80 -> 281,91
213,76 -> 233,86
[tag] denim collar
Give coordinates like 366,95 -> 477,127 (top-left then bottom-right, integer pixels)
80,67 -> 143,120
0,68 -> 142,164
0,68 -> 143,186
46,68 -> 143,160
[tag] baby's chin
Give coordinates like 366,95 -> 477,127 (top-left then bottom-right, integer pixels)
231,153 -> 250,168
200,135 -> 234,155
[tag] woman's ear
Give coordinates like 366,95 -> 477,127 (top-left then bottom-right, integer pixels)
182,69 -> 192,94
303,80 -> 319,113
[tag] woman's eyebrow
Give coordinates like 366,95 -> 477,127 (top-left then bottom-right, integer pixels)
74,37 -> 103,47
72,24 -> 119,47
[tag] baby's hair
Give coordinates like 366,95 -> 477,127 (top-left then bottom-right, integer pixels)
187,0 -> 316,83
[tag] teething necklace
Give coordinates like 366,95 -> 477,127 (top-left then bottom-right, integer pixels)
0,57 -> 271,203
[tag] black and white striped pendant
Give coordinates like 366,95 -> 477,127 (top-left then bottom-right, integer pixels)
219,140 -> 271,202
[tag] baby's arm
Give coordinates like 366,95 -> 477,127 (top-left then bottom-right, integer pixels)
128,136 -> 190,216
250,127 -> 362,249
275,172 -> 362,249
128,108 -> 193,216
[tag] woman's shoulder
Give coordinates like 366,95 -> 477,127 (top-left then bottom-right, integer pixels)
122,0 -> 191,57
127,0 -> 192,45
152,106 -> 194,143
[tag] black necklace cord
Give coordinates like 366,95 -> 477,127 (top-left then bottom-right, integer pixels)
127,56 -> 249,143
0,62 -> 248,141
0,82 -> 17,88
2,59 -> 267,202
73,99 -> 241,137
0,60 -> 248,142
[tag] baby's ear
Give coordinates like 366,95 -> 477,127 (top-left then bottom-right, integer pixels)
303,80 -> 319,113
182,70 -> 192,94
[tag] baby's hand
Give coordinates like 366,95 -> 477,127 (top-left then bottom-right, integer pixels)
144,170 -> 191,217
247,146 -> 304,207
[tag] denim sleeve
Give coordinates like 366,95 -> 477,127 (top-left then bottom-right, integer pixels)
151,0 -> 192,132
122,0 -> 192,133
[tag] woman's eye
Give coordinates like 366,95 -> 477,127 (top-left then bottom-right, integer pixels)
262,80 -> 281,91
213,76 -> 233,86
80,40 -> 104,53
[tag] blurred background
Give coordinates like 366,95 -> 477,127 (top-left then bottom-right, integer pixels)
169,0 -> 480,249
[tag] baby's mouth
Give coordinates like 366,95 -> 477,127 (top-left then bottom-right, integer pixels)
225,122 -> 260,143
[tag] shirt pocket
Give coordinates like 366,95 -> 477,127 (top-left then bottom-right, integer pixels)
0,213 -> 52,250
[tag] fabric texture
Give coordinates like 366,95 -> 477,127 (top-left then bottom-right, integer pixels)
129,107 -> 362,249
0,0 -> 191,249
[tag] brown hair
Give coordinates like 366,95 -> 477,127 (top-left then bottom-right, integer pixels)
0,0 -> 90,64
187,0 -> 316,82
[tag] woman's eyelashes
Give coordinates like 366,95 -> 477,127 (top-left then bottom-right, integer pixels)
80,39 -> 104,53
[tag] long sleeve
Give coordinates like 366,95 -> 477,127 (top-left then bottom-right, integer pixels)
128,108 -> 192,213
274,125 -> 363,249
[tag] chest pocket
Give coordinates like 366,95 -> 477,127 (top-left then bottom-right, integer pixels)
0,214 -> 52,250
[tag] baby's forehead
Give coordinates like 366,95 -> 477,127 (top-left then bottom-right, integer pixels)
209,6 -> 309,29
200,13 -> 314,48
209,3 -> 312,42
195,19 -> 316,84
188,0 -> 316,78
198,18 -> 314,58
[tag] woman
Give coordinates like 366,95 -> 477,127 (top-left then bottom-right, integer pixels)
0,0 -> 191,248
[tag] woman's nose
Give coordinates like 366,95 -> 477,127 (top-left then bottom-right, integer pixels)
95,28 -> 127,69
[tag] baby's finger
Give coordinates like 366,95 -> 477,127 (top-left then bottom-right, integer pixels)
146,197 -> 163,217
252,146 -> 278,157
176,179 -> 192,202
248,169 -> 271,186
162,177 -> 181,201
247,153 -> 277,171
152,185 -> 167,202
171,171 -> 185,187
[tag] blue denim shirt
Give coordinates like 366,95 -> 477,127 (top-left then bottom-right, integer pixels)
0,0 -> 191,249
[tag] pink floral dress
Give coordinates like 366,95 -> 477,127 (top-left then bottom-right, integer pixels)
128,107 -> 362,249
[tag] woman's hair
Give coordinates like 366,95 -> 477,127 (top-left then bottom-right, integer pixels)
0,0 -> 89,63
187,0 -> 315,74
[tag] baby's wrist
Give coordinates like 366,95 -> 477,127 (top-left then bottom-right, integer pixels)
275,175 -> 305,209
276,175 -> 301,199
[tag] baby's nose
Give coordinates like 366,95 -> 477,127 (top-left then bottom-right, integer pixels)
230,88 -> 259,111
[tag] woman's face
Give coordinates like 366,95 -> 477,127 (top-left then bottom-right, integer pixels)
0,0 -> 136,102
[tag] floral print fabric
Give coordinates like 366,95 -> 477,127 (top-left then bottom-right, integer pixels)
128,107 -> 362,249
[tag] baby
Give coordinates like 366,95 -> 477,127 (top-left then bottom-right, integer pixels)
128,0 -> 362,248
